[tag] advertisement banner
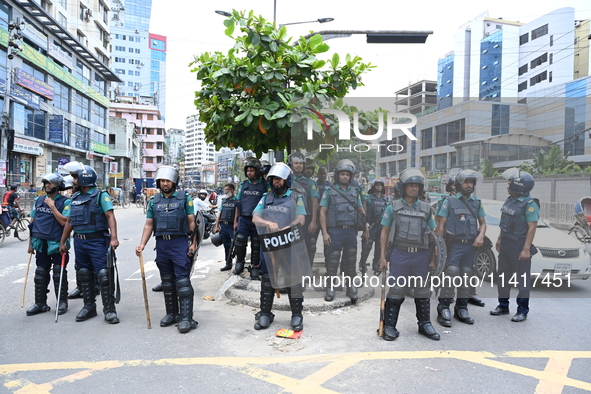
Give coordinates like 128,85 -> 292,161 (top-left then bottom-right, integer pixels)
13,137 -> 43,156
15,68 -> 55,100
49,115 -> 64,142
109,162 -> 118,174
0,160 -> 6,187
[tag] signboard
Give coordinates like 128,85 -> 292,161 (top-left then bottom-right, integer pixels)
48,40 -> 74,69
0,160 -> 6,187
90,141 -> 109,154
57,157 -> 70,174
15,68 -> 55,100
86,151 -> 94,160
109,172 -> 124,178
48,115 -> 64,143
427,174 -> 442,187
23,22 -> 48,51
109,162 -> 118,174
103,156 -> 110,163
0,78 -> 41,110
13,137 -> 43,156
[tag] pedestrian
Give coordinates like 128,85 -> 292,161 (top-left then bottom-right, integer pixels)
135,166 -> 197,333
359,178 -> 389,276
252,163 -> 308,331
59,162 -> 120,324
215,183 -> 238,271
378,168 -> 440,341
26,174 -> 71,316
233,157 -> 267,280
289,152 -> 319,267
2,184 -> 21,230
319,159 -> 368,303
435,170 -> 487,327
491,168 -> 539,322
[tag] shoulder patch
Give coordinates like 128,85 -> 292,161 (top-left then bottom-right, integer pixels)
382,211 -> 389,219
297,200 -> 303,206
312,184 -> 317,190
361,191 -> 366,195
188,201 -> 193,206
104,196 -> 111,202
64,206 -> 70,210
528,206 -> 535,212
441,199 -> 449,210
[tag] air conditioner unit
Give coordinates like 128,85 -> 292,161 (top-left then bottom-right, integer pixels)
574,20 -> 581,27
84,9 -> 92,21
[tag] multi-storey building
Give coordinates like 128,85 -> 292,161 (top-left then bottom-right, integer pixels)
184,114 -> 215,186
0,0 -> 120,190
109,0 -> 167,119
109,100 -> 165,179
107,115 -> 141,187
165,127 -> 184,166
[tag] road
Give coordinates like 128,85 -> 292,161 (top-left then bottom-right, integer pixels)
1,206 -> 591,393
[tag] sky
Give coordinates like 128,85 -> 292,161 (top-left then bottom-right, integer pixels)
149,1 -> 591,130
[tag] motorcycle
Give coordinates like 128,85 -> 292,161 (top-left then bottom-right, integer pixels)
569,197 -> 591,243
199,207 -> 217,240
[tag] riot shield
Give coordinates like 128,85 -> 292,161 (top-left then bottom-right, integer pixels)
254,198 -> 312,290
192,210 -> 206,264
430,230 -> 447,277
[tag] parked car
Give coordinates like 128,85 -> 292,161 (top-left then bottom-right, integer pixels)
430,197 -> 591,281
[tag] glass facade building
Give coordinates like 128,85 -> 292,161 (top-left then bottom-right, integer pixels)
479,30 -> 503,100
437,54 -> 454,109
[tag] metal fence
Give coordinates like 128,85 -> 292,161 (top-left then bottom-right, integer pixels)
539,202 -> 575,225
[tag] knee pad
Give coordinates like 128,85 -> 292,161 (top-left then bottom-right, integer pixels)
52,264 -> 61,276
344,248 -> 357,264
175,278 -> 194,298
34,267 -> 49,285
251,235 -> 260,249
460,265 -> 474,277
414,286 -> 431,298
234,233 -> 248,248
161,274 -> 176,292
79,268 -> 93,282
387,286 -> 406,299
96,269 -> 109,286
388,297 -> 405,307
445,264 -> 460,277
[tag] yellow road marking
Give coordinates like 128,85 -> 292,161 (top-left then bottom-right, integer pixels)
2,351 -> 590,393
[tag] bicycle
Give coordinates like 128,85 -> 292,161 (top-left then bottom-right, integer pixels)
0,210 -> 30,242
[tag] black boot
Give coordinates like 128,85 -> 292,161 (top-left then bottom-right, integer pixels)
53,265 -> 68,315
324,251 -> 340,302
232,261 -> 245,275
160,274 -> 179,327
176,278 -> 198,333
254,274 -> 275,330
289,296 -> 304,332
415,298 -> 440,341
152,283 -> 163,292
97,268 -> 119,324
249,265 -> 260,281
76,268 -> 97,322
26,267 -> 51,316
359,240 -> 372,275
382,298 -> 403,341
436,298 -> 453,327
344,247 -> 358,303
250,237 -> 261,280
68,269 -> 82,299
220,262 -> 232,272
454,298 -> 474,324
232,233 -> 248,275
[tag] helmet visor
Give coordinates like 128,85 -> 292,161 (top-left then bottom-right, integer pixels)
502,168 -> 521,180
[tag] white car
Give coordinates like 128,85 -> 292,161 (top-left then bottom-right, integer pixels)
432,197 -> 591,281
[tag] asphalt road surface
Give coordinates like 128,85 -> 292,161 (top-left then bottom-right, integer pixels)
1,206 -> 591,393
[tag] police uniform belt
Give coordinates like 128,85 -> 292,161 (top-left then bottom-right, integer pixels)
454,239 -> 475,244
333,225 -> 354,229
74,231 -> 104,240
393,245 -> 426,253
156,234 -> 185,240
220,221 -> 232,224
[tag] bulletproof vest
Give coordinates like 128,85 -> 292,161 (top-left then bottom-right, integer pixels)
326,185 -> 358,227
388,199 -> 431,249
264,192 -> 296,229
69,189 -> 109,232
291,177 -> 312,216
152,193 -> 187,237
240,179 -> 266,217
367,194 -> 389,223
318,181 -> 331,198
499,196 -> 533,241
30,195 -> 68,242
445,196 -> 480,240
220,197 -> 237,222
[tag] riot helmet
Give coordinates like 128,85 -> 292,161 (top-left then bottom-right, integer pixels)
502,168 -> 535,196
243,157 -> 262,179
267,162 -> 292,195
77,166 -> 97,187
454,169 -> 483,195
155,165 -> 179,189
305,158 -> 316,177
260,160 -> 272,176
38,173 -> 64,194
288,152 -> 306,176
210,231 -> 223,247
446,168 -> 462,193
198,189 -> 208,201
334,159 -> 355,185
63,161 -> 85,176
61,175 -> 74,190
398,168 -> 426,197
368,177 -> 385,195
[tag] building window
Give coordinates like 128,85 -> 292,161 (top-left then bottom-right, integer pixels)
518,64 -> 528,76
58,12 -> 67,28
518,81 -> 527,92
421,128 -> 432,150
549,71 -> 552,83
147,114 -> 154,120
24,108 -> 46,140
136,113 -> 142,120
549,53 -> 553,65
530,53 -> 548,69
421,156 -> 432,172
92,102 -> 106,128
519,33 -> 529,45
75,124 -> 90,150
531,24 -> 548,40
53,80 -> 71,112
93,74 -> 105,95
435,154 -> 446,171
76,93 -> 91,121
492,104 -> 510,136
550,35 -> 553,46
529,71 -> 547,87
435,119 -> 465,147
63,119 -> 71,146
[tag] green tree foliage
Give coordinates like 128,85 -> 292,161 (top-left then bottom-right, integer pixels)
519,146 -> 575,175
481,159 -> 494,177
190,10 -> 374,157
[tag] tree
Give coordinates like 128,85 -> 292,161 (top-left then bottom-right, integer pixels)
519,145 -> 575,175
481,159 -> 494,177
190,10 -> 374,158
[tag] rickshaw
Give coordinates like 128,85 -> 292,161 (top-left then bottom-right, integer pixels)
569,197 -> 591,242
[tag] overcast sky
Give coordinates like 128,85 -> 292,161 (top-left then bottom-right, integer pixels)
149,1 -> 591,130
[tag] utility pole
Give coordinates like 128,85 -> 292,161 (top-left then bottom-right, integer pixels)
1,20 -> 25,169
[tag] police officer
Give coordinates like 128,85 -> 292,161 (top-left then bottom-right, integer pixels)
289,152 -> 320,266
136,166 -> 198,333
435,170 -> 487,327
359,178 -> 388,276
26,174 -> 71,316
491,168 -> 538,322
261,160 -> 272,182
233,157 -> 267,280
59,163 -> 120,324
379,168 -> 440,341
252,163 -> 307,331
304,158 -> 316,179
316,166 -> 331,197
320,159 -> 368,303
215,183 -> 238,272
